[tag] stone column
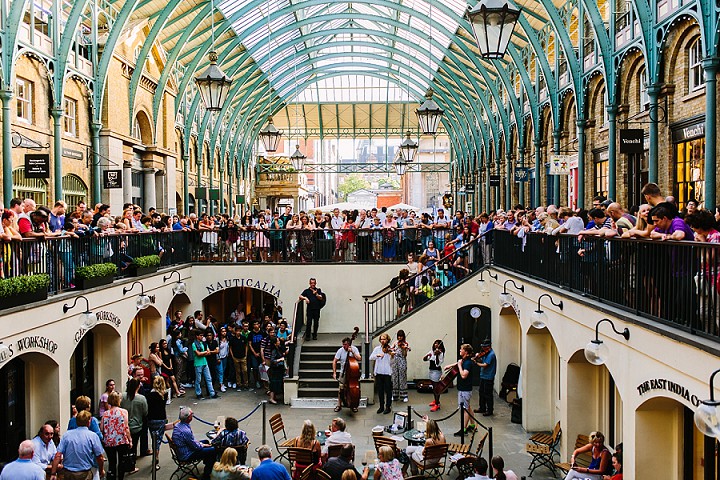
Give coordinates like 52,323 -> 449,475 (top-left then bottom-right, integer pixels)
143,167 -> 157,212
123,161 -> 133,205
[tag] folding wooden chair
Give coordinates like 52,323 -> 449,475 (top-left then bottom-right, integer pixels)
166,434 -> 202,480
288,447 -> 315,479
411,443 -> 448,480
269,413 -> 295,463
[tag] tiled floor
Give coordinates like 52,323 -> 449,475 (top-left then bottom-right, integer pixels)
143,385 -> 558,479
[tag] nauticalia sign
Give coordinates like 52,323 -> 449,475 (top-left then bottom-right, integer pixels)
206,278 -> 281,298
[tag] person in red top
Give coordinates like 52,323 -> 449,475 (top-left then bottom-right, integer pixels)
18,210 -> 48,238
602,452 -> 622,480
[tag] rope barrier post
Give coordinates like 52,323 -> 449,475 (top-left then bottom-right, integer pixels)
151,430 -> 158,480
488,426 -> 494,478
460,405 -> 465,444
262,400 -> 267,445
406,404 -> 412,430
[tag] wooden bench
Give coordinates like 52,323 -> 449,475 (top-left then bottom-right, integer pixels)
555,434 -> 591,474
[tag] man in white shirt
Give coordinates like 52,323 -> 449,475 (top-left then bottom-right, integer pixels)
31,423 -> 57,474
332,337 -> 362,413
433,208 -> 450,250
370,333 -> 394,414
355,210 -> 373,261
322,417 -> 353,457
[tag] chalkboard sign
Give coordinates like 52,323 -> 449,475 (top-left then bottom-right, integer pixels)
489,174 -> 501,187
24,154 -> 50,178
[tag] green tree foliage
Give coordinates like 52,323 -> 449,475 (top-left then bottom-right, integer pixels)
338,174 -> 371,200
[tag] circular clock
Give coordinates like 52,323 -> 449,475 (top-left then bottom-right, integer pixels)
470,306 -> 482,318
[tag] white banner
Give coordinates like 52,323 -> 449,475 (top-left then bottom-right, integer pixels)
549,155 -> 571,175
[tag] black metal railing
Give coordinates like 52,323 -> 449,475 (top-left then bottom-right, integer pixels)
1,232 -> 191,295
0,227 -> 463,296
187,227 -> 459,264
494,230 -> 720,340
363,231 -> 491,338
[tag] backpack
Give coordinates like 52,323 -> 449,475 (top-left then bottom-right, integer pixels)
390,276 -> 400,289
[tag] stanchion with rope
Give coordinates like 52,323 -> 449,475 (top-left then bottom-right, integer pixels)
262,400 -> 267,445
151,430 -> 158,480
190,401 -> 265,427
461,406 -> 494,477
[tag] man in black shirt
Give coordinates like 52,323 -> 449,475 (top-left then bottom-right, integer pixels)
248,322 -> 266,389
229,323 -> 249,390
322,444 -> 360,480
205,330 -> 220,388
299,278 -> 326,340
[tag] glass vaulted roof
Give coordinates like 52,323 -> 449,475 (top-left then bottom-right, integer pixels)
218,0 -> 468,103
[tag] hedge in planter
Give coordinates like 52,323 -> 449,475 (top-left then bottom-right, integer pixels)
0,274 -> 50,309
76,263 -> 117,289
131,255 -> 161,276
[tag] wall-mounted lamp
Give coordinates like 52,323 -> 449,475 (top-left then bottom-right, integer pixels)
123,281 -> 155,310
499,279 -> 524,306
163,270 -> 187,295
695,368 -> 720,438
475,269 -> 498,295
584,318 -> 630,365
63,295 -> 98,329
531,293 -> 564,329
0,342 -> 12,364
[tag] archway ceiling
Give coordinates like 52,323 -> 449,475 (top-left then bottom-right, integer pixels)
121,0 -> 580,156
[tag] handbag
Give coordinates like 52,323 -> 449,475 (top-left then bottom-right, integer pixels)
119,450 -> 136,473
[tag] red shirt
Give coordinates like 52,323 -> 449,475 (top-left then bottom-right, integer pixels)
17,217 -> 33,234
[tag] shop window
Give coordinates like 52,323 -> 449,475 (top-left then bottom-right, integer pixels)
63,97 -> 77,136
639,68 -> 649,112
12,167 -> 48,206
594,157 -> 609,199
675,136 -> 705,209
62,174 -> 88,208
15,77 -> 33,124
132,119 -> 141,140
688,38 -> 703,92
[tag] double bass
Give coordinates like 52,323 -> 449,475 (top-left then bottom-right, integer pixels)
342,327 -> 361,411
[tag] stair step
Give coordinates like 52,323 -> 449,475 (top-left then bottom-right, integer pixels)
300,360 -> 333,369
298,369 -> 333,379
301,345 -> 339,353
298,378 -> 337,389
298,386 -> 340,397
300,348 -> 335,361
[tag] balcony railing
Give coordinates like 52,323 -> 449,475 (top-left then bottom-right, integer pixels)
494,230 -> 720,341
1,227 -> 462,296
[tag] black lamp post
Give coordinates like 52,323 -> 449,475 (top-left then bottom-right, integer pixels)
259,116 -> 283,153
290,145 -> 306,171
399,130 -> 418,162
416,88 -> 445,135
194,51 -> 233,112
466,0 -> 521,59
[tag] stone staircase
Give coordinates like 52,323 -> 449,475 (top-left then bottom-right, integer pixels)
298,343 -> 339,398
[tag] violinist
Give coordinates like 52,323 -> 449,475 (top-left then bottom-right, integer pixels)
473,339 -> 497,417
332,337 -> 361,413
371,334 -> 394,414
424,339 -> 445,412
391,330 -> 411,403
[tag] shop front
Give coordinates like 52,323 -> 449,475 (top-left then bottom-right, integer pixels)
671,116 -> 705,209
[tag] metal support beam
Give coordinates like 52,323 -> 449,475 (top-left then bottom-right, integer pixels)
256,162 -> 450,175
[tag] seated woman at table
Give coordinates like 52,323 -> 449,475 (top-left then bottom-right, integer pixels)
362,445 -> 403,480
564,431 -> 612,480
211,447 -> 252,480
292,420 -> 322,479
211,417 -> 249,465
402,418 -> 445,475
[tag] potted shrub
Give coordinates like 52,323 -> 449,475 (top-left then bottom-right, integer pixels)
130,255 -> 161,276
0,274 -> 50,310
75,263 -> 118,290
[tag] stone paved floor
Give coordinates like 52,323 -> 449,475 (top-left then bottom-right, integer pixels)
142,385 -> 558,479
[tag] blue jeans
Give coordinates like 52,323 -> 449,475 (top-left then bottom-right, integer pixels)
194,364 -> 216,397
148,419 -> 166,452
217,357 -> 227,385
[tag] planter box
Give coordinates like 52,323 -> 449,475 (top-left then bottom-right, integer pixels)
76,274 -> 115,290
130,266 -> 158,277
0,288 -> 48,310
